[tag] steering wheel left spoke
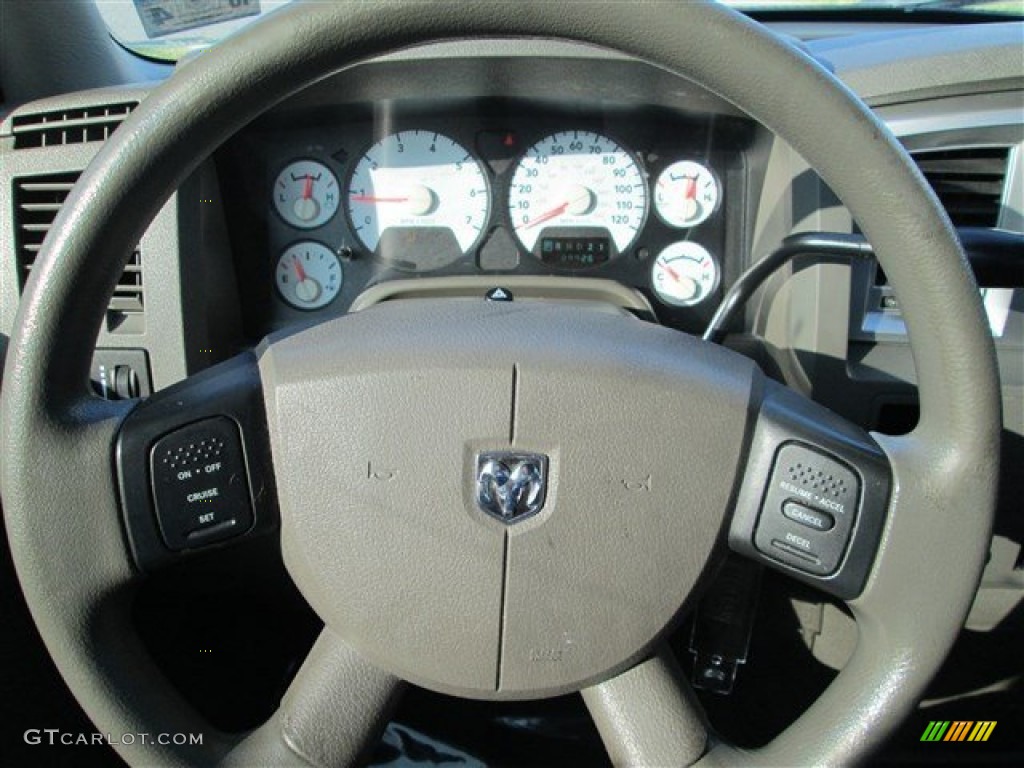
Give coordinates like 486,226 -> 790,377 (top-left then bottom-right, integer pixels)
224,630 -> 403,768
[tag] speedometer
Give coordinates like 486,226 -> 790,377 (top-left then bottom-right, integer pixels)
507,131 -> 647,267
346,131 -> 490,272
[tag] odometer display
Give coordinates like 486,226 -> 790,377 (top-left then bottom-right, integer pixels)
539,236 -> 610,269
508,131 -> 647,261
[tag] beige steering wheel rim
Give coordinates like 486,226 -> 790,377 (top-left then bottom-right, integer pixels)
0,1 -> 1000,766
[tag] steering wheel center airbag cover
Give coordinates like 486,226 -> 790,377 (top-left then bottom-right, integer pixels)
259,301 -> 757,698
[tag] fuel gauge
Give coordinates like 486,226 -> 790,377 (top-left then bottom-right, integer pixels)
272,159 -> 340,229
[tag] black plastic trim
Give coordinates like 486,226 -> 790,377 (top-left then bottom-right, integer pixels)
957,227 -> 1024,287
704,232 -> 874,343
115,352 -> 278,571
729,379 -> 891,600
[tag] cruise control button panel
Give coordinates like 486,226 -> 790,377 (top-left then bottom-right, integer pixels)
150,417 -> 254,550
754,443 -> 860,576
728,380 -> 891,599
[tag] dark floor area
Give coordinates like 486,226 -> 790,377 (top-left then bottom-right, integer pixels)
0,520 -> 125,767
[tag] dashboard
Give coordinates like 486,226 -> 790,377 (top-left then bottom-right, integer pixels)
2,31 -> 1019,462
218,98 -> 755,337
1,32 -> 1019,430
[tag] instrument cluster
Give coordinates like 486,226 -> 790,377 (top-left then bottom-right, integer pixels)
224,104 -> 749,335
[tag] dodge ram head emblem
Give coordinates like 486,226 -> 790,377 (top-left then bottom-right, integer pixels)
476,452 -> 548,524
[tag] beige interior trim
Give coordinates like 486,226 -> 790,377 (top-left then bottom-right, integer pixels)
349,275 -> 655,314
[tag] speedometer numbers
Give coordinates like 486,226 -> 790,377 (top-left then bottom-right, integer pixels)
508,131 -> 647,267
346,131 -> 490,271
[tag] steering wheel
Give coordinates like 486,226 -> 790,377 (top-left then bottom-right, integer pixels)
1,1 -> 1001,765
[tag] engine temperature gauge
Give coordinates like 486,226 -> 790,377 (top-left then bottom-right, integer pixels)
272,160 -> 340,229
654,160 -> 719,228
275,241 -> 343,310
651,241 -> 719,307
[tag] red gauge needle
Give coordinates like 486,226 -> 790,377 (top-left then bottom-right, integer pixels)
302,174 -> 314,200
664,264 -> 683,283
518,192 -> 591,230
683,177 -> 697,200
520,201 -> 568,230
349,194 -> 409,203
292,255 -> 308,282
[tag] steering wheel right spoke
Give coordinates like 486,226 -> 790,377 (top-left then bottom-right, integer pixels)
116,352 -> 278,572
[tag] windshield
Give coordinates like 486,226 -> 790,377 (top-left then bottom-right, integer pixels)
95,0 -> 1023,62
96,0 -> 292,61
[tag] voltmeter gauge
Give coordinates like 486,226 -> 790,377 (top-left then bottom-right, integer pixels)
651,241 -> 719,307
272,160 -> 340,229
275,241 -> 343,310
653,160 -> 719,228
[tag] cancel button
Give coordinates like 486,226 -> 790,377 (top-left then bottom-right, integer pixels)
782,500 -> 835,532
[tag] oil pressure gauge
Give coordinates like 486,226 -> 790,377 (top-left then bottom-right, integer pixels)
651,241 -> 719,307
275,241 -> 343,310
272,160 -> 340,229
654,160 -> 719,228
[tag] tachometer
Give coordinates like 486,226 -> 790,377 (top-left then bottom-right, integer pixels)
346,131 -> 490,271
507,131 -> 647,266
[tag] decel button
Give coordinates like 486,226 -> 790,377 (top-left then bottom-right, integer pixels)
150,416 -> 254,550
782,500 -> 835,532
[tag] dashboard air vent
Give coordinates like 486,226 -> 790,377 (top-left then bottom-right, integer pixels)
14,172 -> 144,313
913,147 -> 1009,228
11,101 -> 137,149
